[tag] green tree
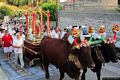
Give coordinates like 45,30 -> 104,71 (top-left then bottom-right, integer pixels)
0,0 -> 7,2
41,2 -> 63,21
7,0 -> 25,6
25,0 -> 29,5
7,0 -> 14,5
0,5 -> 13,19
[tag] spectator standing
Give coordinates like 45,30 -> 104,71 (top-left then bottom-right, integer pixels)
19,31 -> 26,41
12,32 -> 24,70
50,27 -> 59,38
0,29 -> 5,47
60,28 -> 67,39
0,29 -> 5,38
2,30 -> 13,61
43,29 -> 48,37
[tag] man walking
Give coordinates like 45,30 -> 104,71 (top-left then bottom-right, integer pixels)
12,32 -> 24,70
2,30 -> 13,61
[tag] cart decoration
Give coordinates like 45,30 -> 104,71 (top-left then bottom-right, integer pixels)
23,1 -> 51,66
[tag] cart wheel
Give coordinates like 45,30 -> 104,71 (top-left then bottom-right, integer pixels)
29,60 -> 34,66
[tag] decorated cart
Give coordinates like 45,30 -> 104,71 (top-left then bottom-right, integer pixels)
23,4 -> 51,66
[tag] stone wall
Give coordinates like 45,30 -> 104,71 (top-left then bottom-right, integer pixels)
100,0 -> 118,7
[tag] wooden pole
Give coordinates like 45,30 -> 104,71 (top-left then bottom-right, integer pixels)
47,10 -> 50,33
40,10 -> 43,39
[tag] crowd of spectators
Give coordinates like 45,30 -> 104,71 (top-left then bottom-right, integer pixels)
0,19 -> 26,71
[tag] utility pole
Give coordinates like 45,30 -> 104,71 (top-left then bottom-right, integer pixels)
73,0 -> 75,10
56,0 -> 58,27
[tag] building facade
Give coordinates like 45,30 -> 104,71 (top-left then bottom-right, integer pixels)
62,0 -> 119,10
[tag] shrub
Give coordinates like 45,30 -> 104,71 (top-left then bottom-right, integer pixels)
0,5 -> 13,19
0,4 -> 27,19
7,0 -> 25,6
7,0 -> 13,4
117,5 -> 120,12
0,0 -> 7,2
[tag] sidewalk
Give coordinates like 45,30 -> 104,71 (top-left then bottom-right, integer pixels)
0,48 -> 59,80
0,67 -> 8,80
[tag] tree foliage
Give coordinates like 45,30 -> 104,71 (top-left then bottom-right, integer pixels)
7,0 -> 25,6
117,5 -> 120,12
41,2 -> 63,21
0,5 -> 13,19
0,0 -> 7,2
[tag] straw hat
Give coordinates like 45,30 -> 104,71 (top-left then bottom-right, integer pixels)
72,26 -> 79,37
112,24 -> 119,31
88,25 -> 94,33
99,25 -> 106,33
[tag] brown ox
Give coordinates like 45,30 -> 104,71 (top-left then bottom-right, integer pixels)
39,37 -> 94,80
81,41 -> 118,80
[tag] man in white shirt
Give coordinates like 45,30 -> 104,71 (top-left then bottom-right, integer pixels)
50,28 -> 59,38
13,32 -> 24,69
19,31 -> 26,41
60,28 -> 67,39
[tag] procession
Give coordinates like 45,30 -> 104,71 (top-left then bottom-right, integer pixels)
0,0 -> 120,80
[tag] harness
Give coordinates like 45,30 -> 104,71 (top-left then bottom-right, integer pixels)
89,35 -> 106,64
91,44 -> 105,63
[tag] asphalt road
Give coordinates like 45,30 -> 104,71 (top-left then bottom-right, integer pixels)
39,62 -> 120,80
0,47 -> 120,80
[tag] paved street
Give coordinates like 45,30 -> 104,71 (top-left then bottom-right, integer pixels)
0,67 -> 8,80
0,46 -> 120,80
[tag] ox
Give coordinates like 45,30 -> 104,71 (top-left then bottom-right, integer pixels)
81,41 -> 118,80
39,37 -> 95,80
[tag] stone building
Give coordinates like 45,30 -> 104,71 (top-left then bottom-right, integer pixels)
62,0 -> 120,10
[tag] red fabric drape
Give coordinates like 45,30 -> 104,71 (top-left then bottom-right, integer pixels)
113,32 -> 117,40
74,38 -> 78,46
25,13 -> 29,34
32,12 -> 36,34
35,25 -> 39,35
